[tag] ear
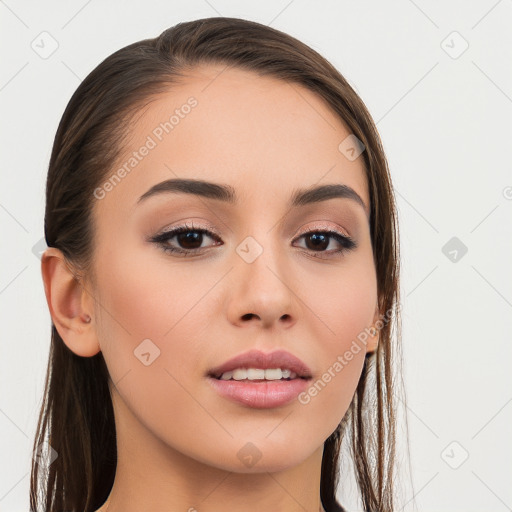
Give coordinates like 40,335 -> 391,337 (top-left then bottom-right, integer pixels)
41,247 -> 101,357
366,303 -> 381,354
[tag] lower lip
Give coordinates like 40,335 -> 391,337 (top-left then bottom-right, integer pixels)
207,376 -> 310,409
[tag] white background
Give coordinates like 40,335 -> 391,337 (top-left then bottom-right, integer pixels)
1,1 -> 511,511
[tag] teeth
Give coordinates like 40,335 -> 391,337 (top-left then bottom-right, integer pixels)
264,368 -> 283,380
219,368 -> 298,381
233,369 -> 247,380
247,368 -> 265,380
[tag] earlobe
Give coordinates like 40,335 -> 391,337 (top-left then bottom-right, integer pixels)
366,303 -> 381,354
41,247 -> 101,357
366,326 -> 379,354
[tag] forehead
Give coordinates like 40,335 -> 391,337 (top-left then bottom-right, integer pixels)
95,64 -> 369,219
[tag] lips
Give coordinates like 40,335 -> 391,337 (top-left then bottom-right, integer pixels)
207,349 -> 313,380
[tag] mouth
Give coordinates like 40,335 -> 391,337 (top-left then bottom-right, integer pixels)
206,349 -> 313,409
208,369 -> 311,382
206,372 -> 312,409
207,348 -> 313,381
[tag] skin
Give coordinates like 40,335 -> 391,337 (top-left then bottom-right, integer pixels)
41,64 -> 380,512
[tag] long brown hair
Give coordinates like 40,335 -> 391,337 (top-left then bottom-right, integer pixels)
31,16 -> 405,512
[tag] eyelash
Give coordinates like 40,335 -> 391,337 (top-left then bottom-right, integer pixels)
150,221 -> 357,258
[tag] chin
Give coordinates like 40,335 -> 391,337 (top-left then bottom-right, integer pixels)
199,441 -> 319,474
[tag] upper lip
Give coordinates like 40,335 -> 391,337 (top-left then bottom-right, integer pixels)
208,349 -> 313,379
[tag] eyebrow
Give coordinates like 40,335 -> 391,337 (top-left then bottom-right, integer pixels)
137,178 -> 368,214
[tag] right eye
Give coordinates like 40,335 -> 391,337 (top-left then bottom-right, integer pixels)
150,222 -> 223,256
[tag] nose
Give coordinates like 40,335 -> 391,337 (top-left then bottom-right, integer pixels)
225,235 -> 298,330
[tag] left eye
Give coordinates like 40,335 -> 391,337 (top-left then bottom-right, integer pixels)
150,224 -> 356,257
294,230 -> 356,255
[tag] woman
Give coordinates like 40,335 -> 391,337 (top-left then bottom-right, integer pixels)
32,17 -> 404,512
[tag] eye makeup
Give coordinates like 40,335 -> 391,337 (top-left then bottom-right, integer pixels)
149,220 -> 357,259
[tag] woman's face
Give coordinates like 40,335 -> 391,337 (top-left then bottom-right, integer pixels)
86,64 -> 378,473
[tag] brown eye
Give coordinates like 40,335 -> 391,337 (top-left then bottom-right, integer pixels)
174,231 -> 204,250
304,233 -> 330,251
294,230 -> 357,257
150,223 -> 222,256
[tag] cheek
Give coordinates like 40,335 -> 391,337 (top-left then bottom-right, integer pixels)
304,254 -> 377,352
296,259 -> 376,424
91,248 -> 213,438
95,241 -> 211,338
92,244 -> 211,381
